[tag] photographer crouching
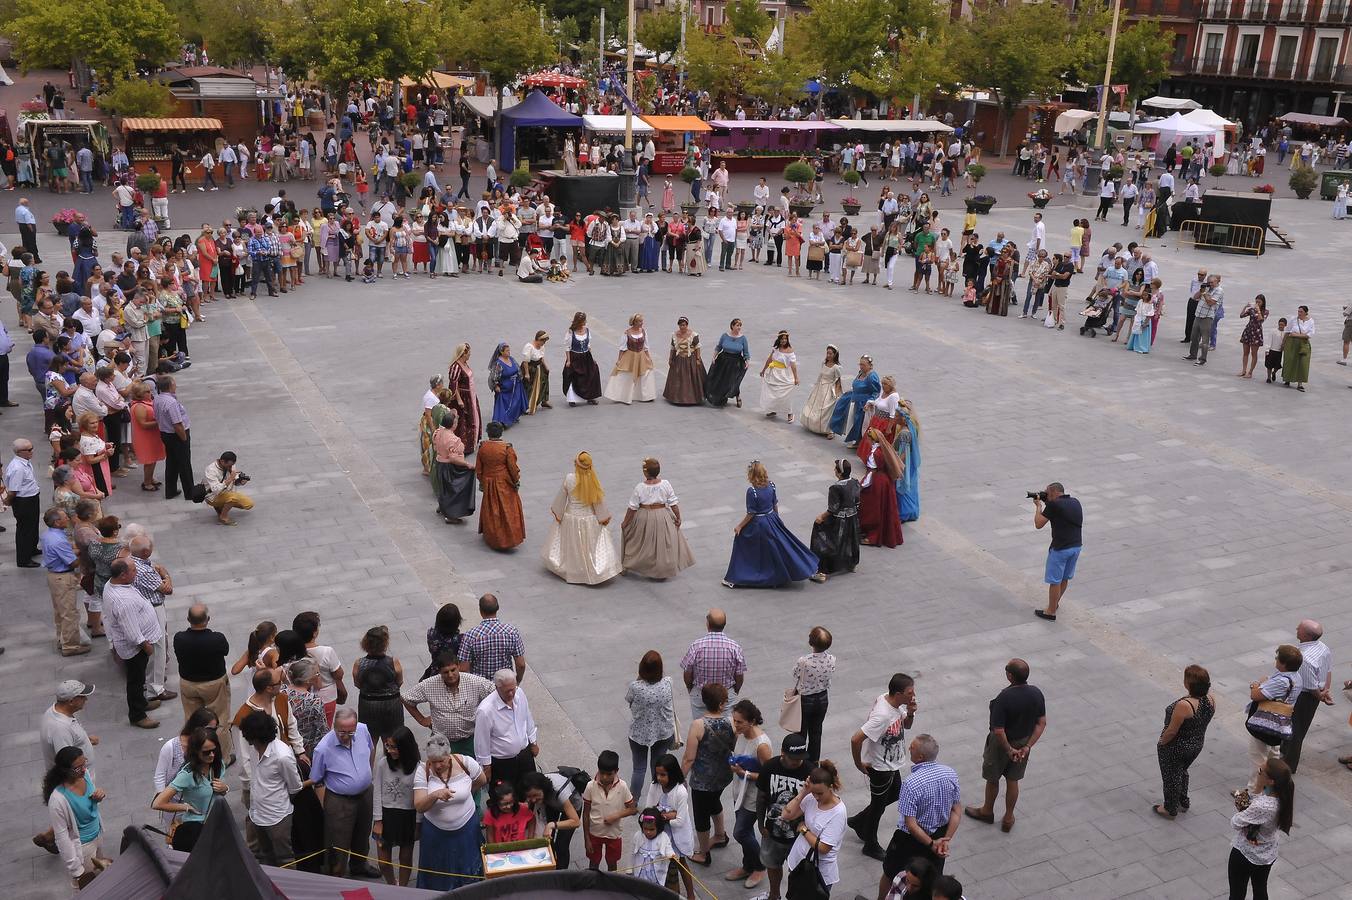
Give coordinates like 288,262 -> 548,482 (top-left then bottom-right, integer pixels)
203,451 -> 254,526
1030,483 -> 1082,622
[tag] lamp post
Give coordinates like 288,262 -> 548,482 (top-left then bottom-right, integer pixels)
619,0 -> 638,210
1084,0 -> 1123,195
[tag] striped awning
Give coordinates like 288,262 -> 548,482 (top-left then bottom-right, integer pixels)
120,117 -> 223,132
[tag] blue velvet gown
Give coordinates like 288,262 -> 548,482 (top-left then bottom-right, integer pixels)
724,483 -> 819,587
829,370 -> 881,444
895,409 -> 921,523
490,356 -> 527,427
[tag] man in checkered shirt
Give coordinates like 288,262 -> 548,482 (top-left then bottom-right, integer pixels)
680,608 -> 746,721
457,593 -> 526,683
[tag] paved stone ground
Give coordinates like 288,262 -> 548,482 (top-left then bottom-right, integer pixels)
3,151 -> 1352,899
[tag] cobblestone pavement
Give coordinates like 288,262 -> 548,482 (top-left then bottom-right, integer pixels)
2,172 -> 1352,899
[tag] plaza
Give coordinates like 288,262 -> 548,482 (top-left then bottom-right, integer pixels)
2,158 -> 1352,899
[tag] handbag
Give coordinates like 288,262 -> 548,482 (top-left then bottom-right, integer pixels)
779,689 -> 802,733
785,846 -> 830,900
806,243 -> 825,262
1245,674 -> 1296,746
845,250 -> 863,267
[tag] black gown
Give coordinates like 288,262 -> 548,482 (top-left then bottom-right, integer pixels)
810,478 -> 862,575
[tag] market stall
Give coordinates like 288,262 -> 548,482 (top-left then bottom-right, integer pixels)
460,94 -> 519,163
1180,108 -> 1239,159
582,114 -> 653,165
1136,112 -> 1219,154
707,119 -> 841,173
498,90 -> 583,171
21,119 -> 110,185
1276,111 -> 1350,137
120,117 -> 223,167
397,72 -> 476,106
640,114 -> 711,174
1141,96 -> 1202,112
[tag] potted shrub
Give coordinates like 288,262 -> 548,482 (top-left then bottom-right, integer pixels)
735,200 -> 758,216
841,169 -> 862,215
965,195 -> 997,214
1290,163 -> 1318,199
1108,163 -> 1125,183
51,208 -> 80,235
966,163 -> 986,184
509,168 -> 533,189
136,172 -> 162,194
783,160 -> 815,188
398,171 -> 422,196
1028,187 -> 1051,209
679,165 -> 699,185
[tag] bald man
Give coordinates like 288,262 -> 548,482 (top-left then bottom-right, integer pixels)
174,603 -> 233,760
964,658 -> 1046,832
1283,620 -> 1333,772
680,608 -> 746,721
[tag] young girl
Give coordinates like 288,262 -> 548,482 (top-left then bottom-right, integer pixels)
354,165 -> 370,212
631,808 -> 675,887
962,278 -> 979,308
943,250 -> 960,297
1127,287 -> 1155,354
374,727 -> 420,886
646,754 -> 696,900
482,782 -> 534,843
231,621 -> 278,677
1265,317 -> 1287,383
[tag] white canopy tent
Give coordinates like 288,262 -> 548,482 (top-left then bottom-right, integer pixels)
1141,96 -> 1201,111
831,118 -> 955,133
1137,112 -> 1221,156
1181,108 -> 1236,129
581,114 -> 654,135
1053,109 -> 1098,134
459,94 -> 517,119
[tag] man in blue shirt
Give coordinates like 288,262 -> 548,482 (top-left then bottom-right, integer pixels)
41,507 -> 88,656
14,197 -> 40,263
308,709 -> 379,878
0,314 -> 17,409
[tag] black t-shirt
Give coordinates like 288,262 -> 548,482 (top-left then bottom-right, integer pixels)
1051,260 -> 1075,287
1043,495 -> 1083,550
990,684 -> 1046,743
173,628 -> 230,682
756,757 -> 814,843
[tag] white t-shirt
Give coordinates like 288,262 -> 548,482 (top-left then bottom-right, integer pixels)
646,783 -> 694,857
783,794 -> 847,885
860,694 -> 908,772
414,757 -> 483,831
307,645 -> 343,704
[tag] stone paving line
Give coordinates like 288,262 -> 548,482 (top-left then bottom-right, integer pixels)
2,193 -> 1352,899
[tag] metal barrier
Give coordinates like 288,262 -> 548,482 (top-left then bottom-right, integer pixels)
1176,219 -> 1265,255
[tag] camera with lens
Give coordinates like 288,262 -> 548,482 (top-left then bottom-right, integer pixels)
1026,490 -> 1047,502
234,472 -> 250,485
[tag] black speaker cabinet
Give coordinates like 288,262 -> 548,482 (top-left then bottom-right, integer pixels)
546,175 -> 621,221
1200,190 -> 1271,230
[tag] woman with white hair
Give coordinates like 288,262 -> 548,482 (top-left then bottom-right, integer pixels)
414,733 -> 487,890
419,374 -> 444,476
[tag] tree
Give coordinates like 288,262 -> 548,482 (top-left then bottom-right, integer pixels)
682,27 -> 749,102
793,0 -> 888,97
952,0 -> 1072,155
1105,21 -> 1174,107
724,0 -> 773,44
205,0 -> 275,67
850,28 -> 955,113
744,21 -> 814,110
271,0 -> 446,90
96,78 -> 176,117
636,7 -> 684,65
449,0 -> 554,164
547,0 -> 623,45
8,0 -> 179,78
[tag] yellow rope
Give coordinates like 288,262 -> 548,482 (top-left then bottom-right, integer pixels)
333,846 -> 487,880
276,847 -> 328,869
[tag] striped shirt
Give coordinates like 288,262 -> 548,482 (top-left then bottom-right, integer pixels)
897,761 -> 961,833
457,618 -> 525,680
402,672 -> 493,741
681,633 -> 747,691
1296,640 -> 1332,693
103,582 -> 165,660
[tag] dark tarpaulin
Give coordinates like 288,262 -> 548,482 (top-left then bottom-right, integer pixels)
164,799 -> 285,899
497,90 -> 583,170
440,869 -> 680,900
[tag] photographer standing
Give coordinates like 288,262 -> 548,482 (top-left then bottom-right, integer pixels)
203,451 -> 254,526
1033,483 -> 1082,622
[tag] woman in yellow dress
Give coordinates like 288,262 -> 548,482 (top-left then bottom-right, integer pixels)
543,452 -> 623,585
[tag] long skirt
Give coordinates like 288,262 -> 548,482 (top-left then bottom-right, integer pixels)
492,378 -> 527,427
435,461 -> 476,519
639,236 -> 660,272
416,820 -> 483,891
856,414 -> 900,463
859,474 -> 903,548
543,512 -> 622,584
603,350 -> 656,404
830,396 -> 869,444
621,506 -> 695,579
800,382 -> 840,435
419,414 -> 436,474
663,354 -> 707,405
435,240 -> 457,275
1282,336 -> 1311,383
724,512 -> 818,588
563,351 -> 602,403
1127,318 -> 1152,353
704,352 -> 747,407
524,359 -> 550,414
480,480 -> 526,550
357,693 -> 404,744
759,365 -> 796,415
810,512 -> 861,575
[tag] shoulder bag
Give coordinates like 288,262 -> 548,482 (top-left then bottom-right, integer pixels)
785,846 -> 830,900
779,688 -> 802,733
1245,674 -> 1296,746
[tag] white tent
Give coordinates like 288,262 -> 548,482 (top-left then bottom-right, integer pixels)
831,118 -> 955,133
582,114 -> 654,135
1053,109 -> 1097,134
1141,96 -> 1201,111
1181,109 -> 1236,130
1141,112 -> 1221,156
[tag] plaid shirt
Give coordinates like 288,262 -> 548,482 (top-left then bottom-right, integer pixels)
132,557 -> 166,607
897,761 -> 961,833
401,672 -> 493,741
457,618 -> 525,680
680,633 -> 746,691
248,233 -> 281,260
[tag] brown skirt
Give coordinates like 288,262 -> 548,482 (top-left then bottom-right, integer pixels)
663,354 -> 707,405
621,506 -> 695,579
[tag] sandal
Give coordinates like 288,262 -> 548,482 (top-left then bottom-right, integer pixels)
141,484 -> 158,491
1152,804 -> 1175,820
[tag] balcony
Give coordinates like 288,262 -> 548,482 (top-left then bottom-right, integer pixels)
1269,58 -> 1297,77
1235,57 -> 1260,75
1244,0 -> 1267,15
1324,0 -> 1348,19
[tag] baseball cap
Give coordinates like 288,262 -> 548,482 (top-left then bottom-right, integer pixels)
56,680 -> 95,701
781,733 -> 808,756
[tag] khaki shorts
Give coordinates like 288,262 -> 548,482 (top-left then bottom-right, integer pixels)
981,732 -> 1030,782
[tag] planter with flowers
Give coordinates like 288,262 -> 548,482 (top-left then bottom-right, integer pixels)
51,208 -> 81,235
1252,184 -> 1275,194
841,169 -> 862,215
966,195 -> 997,214
1028,188 -> 1051,209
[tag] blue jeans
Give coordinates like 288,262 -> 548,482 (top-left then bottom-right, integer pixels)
628,736 -> 674,801
79,170 -> 93,193
733,807 -> 764,872
1022,283 -> 1048,317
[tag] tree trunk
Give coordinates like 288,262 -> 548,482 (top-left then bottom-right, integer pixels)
998,107 -> 1011,159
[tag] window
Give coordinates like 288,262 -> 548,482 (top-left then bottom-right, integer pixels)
1203,31 -> 1225,67
1274,34 -> 1299,74
1313,35 -> 1339,77
1173,32 -> 1190,64
1237,33 -> 1260,71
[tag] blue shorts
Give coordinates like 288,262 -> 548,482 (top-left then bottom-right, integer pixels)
1045,546 -> 1081,584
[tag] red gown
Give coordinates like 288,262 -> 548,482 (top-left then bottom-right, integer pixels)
858,470 -> 902,548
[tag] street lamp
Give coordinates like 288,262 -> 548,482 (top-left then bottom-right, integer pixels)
619,0 -> 638,210
1085,0 -> 1123,194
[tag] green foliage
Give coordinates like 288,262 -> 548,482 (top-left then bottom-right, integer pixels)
1111,21 -> 1175,105
1208,162 -> 1227,177
97,78 -> 176,118
552,15 -> 581,52
682,28 -> 748,101
399,171 -> 423,193
449,0 -> 554,101
792,0 -> 888,91
783,160 -> 815,184
724,0 -> 773,43
9,0 -> 179,78
636,8 -> 684,64
136,172 -> 162,192
679,165 -> 699,183
272,0 -> 446,89
744,22 -> 814,109
850,27 -> 954,109
1289,164 -> 1317,197
547,0 -> 623,45
842,168 -> 861,186
509,168 -> 533,187
967,163 -> 986,182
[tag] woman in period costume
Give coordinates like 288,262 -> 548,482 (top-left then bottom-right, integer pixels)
722,461 -> 819,589
894,399 -> 922,524
855,375 -> 901,462
562,311 -> 603,407
543,451 -> 622,585
984,243 -> 1015,316
663,317 -> 706,405
1281,305 -> 1314,391
809,458 -> 862,582
639,214 -> 660,272
603,314 -> 657,404
829,355 -> 881,448
473,422 -> 525,550
758,330 -> 800,423
704,318 -> 750,408
620,457 -> 695,580
447,344 -> 482,455
71,223 -> 99,292
800,345 -> 843,436
857,429 -> 903,548
521,331 -> 551,414
602,215 -> 627,276
419,374 -> 445,476
488,342 -> 527,428
432,409 -> 476,524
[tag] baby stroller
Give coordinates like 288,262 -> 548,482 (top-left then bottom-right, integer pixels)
1078,289 -> 1113,336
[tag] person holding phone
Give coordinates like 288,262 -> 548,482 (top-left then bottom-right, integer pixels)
151,726 -> 228,850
